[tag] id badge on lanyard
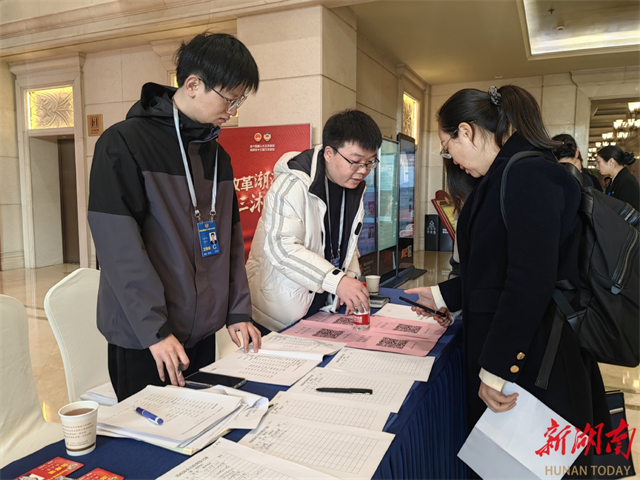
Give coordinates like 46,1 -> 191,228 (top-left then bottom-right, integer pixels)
198,221 -> 220,257
173,102 -> 220,258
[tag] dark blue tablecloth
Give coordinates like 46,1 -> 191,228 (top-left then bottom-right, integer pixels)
2,288 -> 468,479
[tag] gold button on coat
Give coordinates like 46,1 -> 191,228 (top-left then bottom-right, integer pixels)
510,365 -> 520,374
516,352 -> 525,360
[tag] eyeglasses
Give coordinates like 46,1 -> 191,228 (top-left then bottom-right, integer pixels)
331,147 -> 380,172
440,129 -> 458,159
207,83 -> 247,113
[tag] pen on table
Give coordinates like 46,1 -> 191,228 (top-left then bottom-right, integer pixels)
316,387 -> 373,394
398,296 -> 448,318
135,407 -> 164,425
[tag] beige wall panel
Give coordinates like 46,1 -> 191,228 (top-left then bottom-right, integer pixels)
542,84 -> 577,127
0,107 -> 19,158
121,46 -> 169,101
239,76 -> 323,142
355,102 -> 395,139
322,7 -> 357,91
0,204 -> 24,252
238,7 -> 323,81
0,156 -> 21,204
321,77 -> 356,139
84,50 -> 124,105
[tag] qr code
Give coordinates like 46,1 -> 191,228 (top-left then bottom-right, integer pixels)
313,329 -> 344,339
333,316 -> 353,325
393,324 -> 421,334
377,337 -> 409,349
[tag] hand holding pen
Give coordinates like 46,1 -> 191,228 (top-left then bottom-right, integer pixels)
401,288 -> 453,327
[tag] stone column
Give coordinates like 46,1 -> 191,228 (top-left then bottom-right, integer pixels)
237,5 -> 357,146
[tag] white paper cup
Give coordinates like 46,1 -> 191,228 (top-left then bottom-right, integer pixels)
365,275 -> 381,294
58,400 -> 99,456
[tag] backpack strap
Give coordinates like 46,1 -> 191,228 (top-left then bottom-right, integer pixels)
560,162 -> 584,187
500,151 -> 547,230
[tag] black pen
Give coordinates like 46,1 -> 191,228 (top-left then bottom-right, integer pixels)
316,387 -> 373,394
399,296 -> 448,318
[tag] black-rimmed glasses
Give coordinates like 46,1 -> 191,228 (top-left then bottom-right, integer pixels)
331,147 -> 380,172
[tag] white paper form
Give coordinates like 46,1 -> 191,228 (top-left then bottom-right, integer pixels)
97,385 -> 242,448
268,391 -> 391,431
80,381 -> 117,406
158,438 -> 339,480
287,368 -> 414,413
458,383 -> 585,480
374,303 -> 439,323
252,332 -> 346,361
199,350 -> 320,386
240,416 -> 395,480
327,348 -> 434,382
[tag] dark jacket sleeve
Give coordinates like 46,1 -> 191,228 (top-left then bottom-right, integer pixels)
614,171 -> 640,211
478,159 -> 577,382
88,127 -> 172,348
439,276 -> 462,312
226,190 -> 253,327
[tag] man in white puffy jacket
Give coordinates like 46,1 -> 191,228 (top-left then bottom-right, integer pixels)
247,110 -> 383,331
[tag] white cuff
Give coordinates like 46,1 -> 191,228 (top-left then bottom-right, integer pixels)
479,368 -> 507,393
431,285 -> 448,311
321,269 -> 346,295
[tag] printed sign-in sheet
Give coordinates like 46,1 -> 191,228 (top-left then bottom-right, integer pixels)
253,332 -> 346,360
374,303 -> 440,322
158,438 -> 338,480
305,312 -> 446,340
200,350 -> 320,386
268,391 -> 391,431
240,416 -> 395,480
327,348 -> 434,382
282,320 -> 438,356
287,367 -> 413,413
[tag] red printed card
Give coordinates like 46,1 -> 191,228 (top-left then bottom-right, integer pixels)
15,456 -> 83,480
77,468 -> 124,480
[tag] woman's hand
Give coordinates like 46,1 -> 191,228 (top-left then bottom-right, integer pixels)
478,381 -> 518,413
404,287 -> 452,326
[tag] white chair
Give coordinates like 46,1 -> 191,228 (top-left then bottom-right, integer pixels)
44,268 -> 109,403
0,294 -> 63,468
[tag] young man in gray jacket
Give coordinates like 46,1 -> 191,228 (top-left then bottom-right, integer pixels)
247,110 -> 382,331
88,33 -> 262,400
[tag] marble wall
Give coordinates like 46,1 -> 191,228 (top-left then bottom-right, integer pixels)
0,60 -> 23,270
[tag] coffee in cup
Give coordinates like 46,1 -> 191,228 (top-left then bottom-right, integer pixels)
58,400 -> 99,456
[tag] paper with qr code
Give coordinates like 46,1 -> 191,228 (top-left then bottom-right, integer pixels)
200,349 -> 320,386
305,312 -> 447,340
282,320 -> 437,356
286,368 -> 414,412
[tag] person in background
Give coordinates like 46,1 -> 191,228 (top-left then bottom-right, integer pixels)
552,133 -> 602,192
405,85 -> 608,476
88,33 -> 262,401
596,145 -> 639,210
603,176 -> 612,189
247,110 -> 382,332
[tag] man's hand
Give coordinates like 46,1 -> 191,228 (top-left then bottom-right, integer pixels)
148,334 -> 190,387
478,381 -> 518,413
336,276 -> 370,314
404,287 -> 452,326
228,322 -> 262,353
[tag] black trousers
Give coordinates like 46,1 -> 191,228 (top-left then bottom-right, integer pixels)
108,333 -> 217,401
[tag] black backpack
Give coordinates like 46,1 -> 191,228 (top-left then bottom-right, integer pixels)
500,152 -> 640,387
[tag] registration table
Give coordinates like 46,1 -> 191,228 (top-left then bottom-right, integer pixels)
1,288 -> 469,479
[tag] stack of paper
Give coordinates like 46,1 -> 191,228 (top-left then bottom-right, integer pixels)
200,349 -> 321,386
158,438 -> 339,480
327,348 -> 434,382
254,332 -> 346,360
97,385 -> 245,455
80,381 -> 117,406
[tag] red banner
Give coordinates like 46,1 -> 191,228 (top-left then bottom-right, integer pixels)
218,124 -> 312,261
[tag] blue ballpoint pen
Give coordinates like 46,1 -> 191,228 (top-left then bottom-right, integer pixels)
135,407 -> 164,425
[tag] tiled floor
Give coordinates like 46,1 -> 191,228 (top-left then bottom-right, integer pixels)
1,252 -> 638,476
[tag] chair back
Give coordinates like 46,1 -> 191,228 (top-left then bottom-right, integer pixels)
0,294 -> 62,467
44,268 -> 108,402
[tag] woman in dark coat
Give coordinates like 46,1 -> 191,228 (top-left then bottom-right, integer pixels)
596,145 -> 639,210
406,85 -> 608,474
